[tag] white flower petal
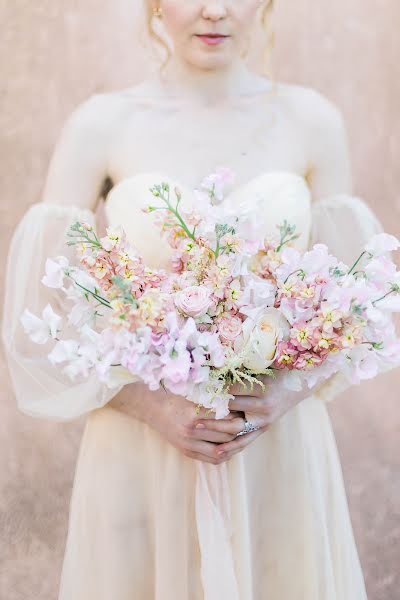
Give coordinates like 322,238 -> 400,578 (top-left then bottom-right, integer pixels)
20,309 -> 49,344
42,303 -> 62,338
48,339 -> 79,364
365,233 -> 400,256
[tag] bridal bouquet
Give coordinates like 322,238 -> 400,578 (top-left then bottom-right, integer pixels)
20,168 -> 400,418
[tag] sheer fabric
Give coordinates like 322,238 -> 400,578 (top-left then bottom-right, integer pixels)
309,193 -> 395,404
1,202 -> 123,421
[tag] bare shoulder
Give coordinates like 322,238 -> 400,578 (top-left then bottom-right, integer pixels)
276,81 -> 347,135
63,88 -> 136,139
276,82 -> 352,195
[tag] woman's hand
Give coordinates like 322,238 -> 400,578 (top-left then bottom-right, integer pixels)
108,382 -> 244,465
193,373 -> 308,457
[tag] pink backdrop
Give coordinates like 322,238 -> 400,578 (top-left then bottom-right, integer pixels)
1,1 -> 399,599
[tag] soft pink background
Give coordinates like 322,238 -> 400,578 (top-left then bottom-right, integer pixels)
1,1 -> 399,599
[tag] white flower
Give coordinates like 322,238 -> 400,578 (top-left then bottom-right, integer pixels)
20,303 -> 62,344
70,269 -> 98,294
64,278 -> 100,326
236,307 -> 290,371
365,233 -> 400,256
200,166 -> 236,203
41,256 -> 69,288
48,339 -> 79,364
238,276 -> 275,314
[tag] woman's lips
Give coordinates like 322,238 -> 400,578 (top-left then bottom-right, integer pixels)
195,34 -> 229,46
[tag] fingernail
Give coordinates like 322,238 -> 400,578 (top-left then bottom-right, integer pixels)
195,423 -> 205,429
217,449 -> 225,455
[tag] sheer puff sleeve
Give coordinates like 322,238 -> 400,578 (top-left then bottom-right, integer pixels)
309,193 -> 398,403
1,202 -> 124,421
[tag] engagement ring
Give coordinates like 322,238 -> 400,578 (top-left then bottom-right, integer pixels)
236,417 -> 260,437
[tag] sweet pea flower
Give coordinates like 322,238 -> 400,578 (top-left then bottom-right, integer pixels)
238,276 -> 275,313
364,255 -> 398,287
161,343 -> 192,387
48,339 -> 80,365
20,303 -> 62,344
200,166 -> 236,203
365,233 -> 400,257
41,256 -> 69,289
300,244 -> 337,277
65,270 -> 96,299
197,331 -> 226,367
275,246 -> 302,281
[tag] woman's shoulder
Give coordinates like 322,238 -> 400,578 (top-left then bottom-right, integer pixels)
277,81 -> 347,132
64,86 -> 144,141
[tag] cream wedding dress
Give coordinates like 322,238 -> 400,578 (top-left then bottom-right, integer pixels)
3,170 -> 386,600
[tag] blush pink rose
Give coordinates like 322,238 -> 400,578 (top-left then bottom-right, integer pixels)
174,285 -> 212,318
217,315 -> 243,343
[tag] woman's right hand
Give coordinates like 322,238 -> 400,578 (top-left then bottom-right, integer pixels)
108,382 -> 246,465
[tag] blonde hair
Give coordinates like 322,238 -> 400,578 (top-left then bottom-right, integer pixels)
143,0 -> 277,138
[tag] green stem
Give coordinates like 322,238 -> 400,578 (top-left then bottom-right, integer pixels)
283,268 -> 305,285
69,277 -> 112,309
159,190 -> 196,241
348,251 -> 367,275
372,289 -> 395,305
276,234 -> 299,253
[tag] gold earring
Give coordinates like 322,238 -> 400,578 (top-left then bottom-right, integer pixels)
153,6 -> 162,17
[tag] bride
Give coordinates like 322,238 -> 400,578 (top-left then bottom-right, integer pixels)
3,0 -> 385,598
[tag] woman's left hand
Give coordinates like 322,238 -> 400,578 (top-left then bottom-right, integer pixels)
193,373 -> 307,458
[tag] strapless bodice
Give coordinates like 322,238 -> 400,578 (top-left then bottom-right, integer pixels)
104,170 -> 312,268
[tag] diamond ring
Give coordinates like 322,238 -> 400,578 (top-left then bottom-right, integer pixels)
235,416 -> 260,437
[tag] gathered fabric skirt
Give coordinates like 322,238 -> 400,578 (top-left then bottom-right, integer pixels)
58,394 -> 368,600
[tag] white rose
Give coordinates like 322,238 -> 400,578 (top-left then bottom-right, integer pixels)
236,307 -> 290,371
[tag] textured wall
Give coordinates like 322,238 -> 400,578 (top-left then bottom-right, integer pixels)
0,1 -> 399,599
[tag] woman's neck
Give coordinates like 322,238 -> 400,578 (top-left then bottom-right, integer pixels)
152,57 -> 271,107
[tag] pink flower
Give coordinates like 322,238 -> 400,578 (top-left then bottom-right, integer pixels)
161,346 -> 192,385
100,227 -> 124,251
174,285 -> 212,318
217,315 -> 243,343
273,341 -> 299,369
290,321 -> 314,350
294,351 -> 324,370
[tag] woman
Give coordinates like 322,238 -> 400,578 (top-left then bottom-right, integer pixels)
2,1 -> 385,598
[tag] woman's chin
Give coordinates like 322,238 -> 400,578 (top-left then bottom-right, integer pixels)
186,50 -> 234,71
